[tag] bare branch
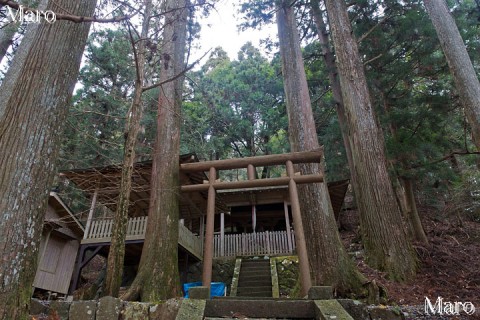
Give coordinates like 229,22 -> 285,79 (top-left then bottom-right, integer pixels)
0,0 -> 134,23
357,15 -> 390,44
71,110 -> 126,120
408,150 -> 480,170
142,49 -> 211,92
363,53 -> 383,66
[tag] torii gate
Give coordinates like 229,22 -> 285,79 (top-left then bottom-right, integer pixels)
180,149 -> 325,296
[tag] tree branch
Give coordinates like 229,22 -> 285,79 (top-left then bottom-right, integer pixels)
142,49 -> 210,92
0,0 -> 134,23
408,150 -> 480,170
357,14 -> 390,44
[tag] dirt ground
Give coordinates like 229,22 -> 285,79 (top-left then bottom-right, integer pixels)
340,206 -> 480,313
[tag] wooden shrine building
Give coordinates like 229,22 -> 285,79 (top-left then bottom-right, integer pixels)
61,150 -> 348,295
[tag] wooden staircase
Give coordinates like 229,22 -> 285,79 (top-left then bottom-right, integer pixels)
236,259 -> 273,298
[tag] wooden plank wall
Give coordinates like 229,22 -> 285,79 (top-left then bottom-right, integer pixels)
33,234 -> 79,294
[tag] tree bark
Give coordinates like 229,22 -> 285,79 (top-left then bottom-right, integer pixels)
104,0 -> 152,298
377,88 -> 426,243
0,0 -> 40,62
403,177 -> 428,244
122,0 -> 188,301
424,0 -> 480,150
275,0 -> 366,296
310,0 -> 355,183
0,1 -> 96,318
323,0 -> 417,281
0,21 -> 17,62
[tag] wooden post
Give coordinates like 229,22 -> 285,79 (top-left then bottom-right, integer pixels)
220,212 -> 225,256
283,201 -> 293,253
286,160 -> 312,296
202,167 -> 216,289
69,245 -> 86,294
247,164 -> 255,180
83,186 -> 99,240
247,164 -> 257,232
199,216 -> 205,253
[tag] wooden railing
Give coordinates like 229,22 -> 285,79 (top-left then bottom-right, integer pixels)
84,218 -> 113,241
82,217 -> 203,259
83,218 -> 294,259
213,230 -> 295,257
83,216 -> 147,243
178,222 -> 203,259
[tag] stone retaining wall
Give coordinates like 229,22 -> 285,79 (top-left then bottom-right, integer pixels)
30,296 -> 182,320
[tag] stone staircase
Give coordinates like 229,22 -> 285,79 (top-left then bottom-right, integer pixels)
236,259 -> 272,298
178,286 -> 359,320
203,299 -> 316,320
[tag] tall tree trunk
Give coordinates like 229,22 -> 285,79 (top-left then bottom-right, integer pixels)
377,88 -> 427,244
122,0 -> 188,301
310,0 -> 355,183
424,0 -> 480,150
0,1 -> 96,318
0,0 -> 40,62
276,0 -> 365,296
104,0 -> 152,297
402,177 -> 428,244
323,0 -> 417,281
0,21 -> 17,62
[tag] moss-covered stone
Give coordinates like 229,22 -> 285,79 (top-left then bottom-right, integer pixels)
120,302 -> 149,320
314,300 -> 354,320
96,296 -> 122,320
30,298 -> 49,316
274,256 -> 300,298
175,299 -> 205,320
149,298 -> 182,320
69,301 -> 97,320
49,300 -> 71,320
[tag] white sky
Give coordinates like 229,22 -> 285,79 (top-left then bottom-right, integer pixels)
192,0 -> 277,62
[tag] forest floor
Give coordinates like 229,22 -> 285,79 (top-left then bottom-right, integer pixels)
340,205 -> 480,318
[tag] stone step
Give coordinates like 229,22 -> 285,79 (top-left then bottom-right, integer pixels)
241,260 -> 270,267
237,289 -> 272,295
236,286 -> 272,297
242,259 -> 270,263
240,267 -> 270,274
237,291 -> 273,298
205,318 -> 290,320
204,299 -> 316,319
239,269 -> 270,276
237,278 -> 272,287
205,318 -> 295,320
238,272 -> 272,281
241,263 -> 270,269
241,263 -> 270,270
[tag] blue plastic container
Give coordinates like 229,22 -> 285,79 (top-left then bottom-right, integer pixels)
183,282 -> 226,298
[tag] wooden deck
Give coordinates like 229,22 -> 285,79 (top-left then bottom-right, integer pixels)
82,217 -> 203,260
82,217 -> 296,260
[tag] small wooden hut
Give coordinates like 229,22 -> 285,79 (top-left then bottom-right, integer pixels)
33,192 -> 84,295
